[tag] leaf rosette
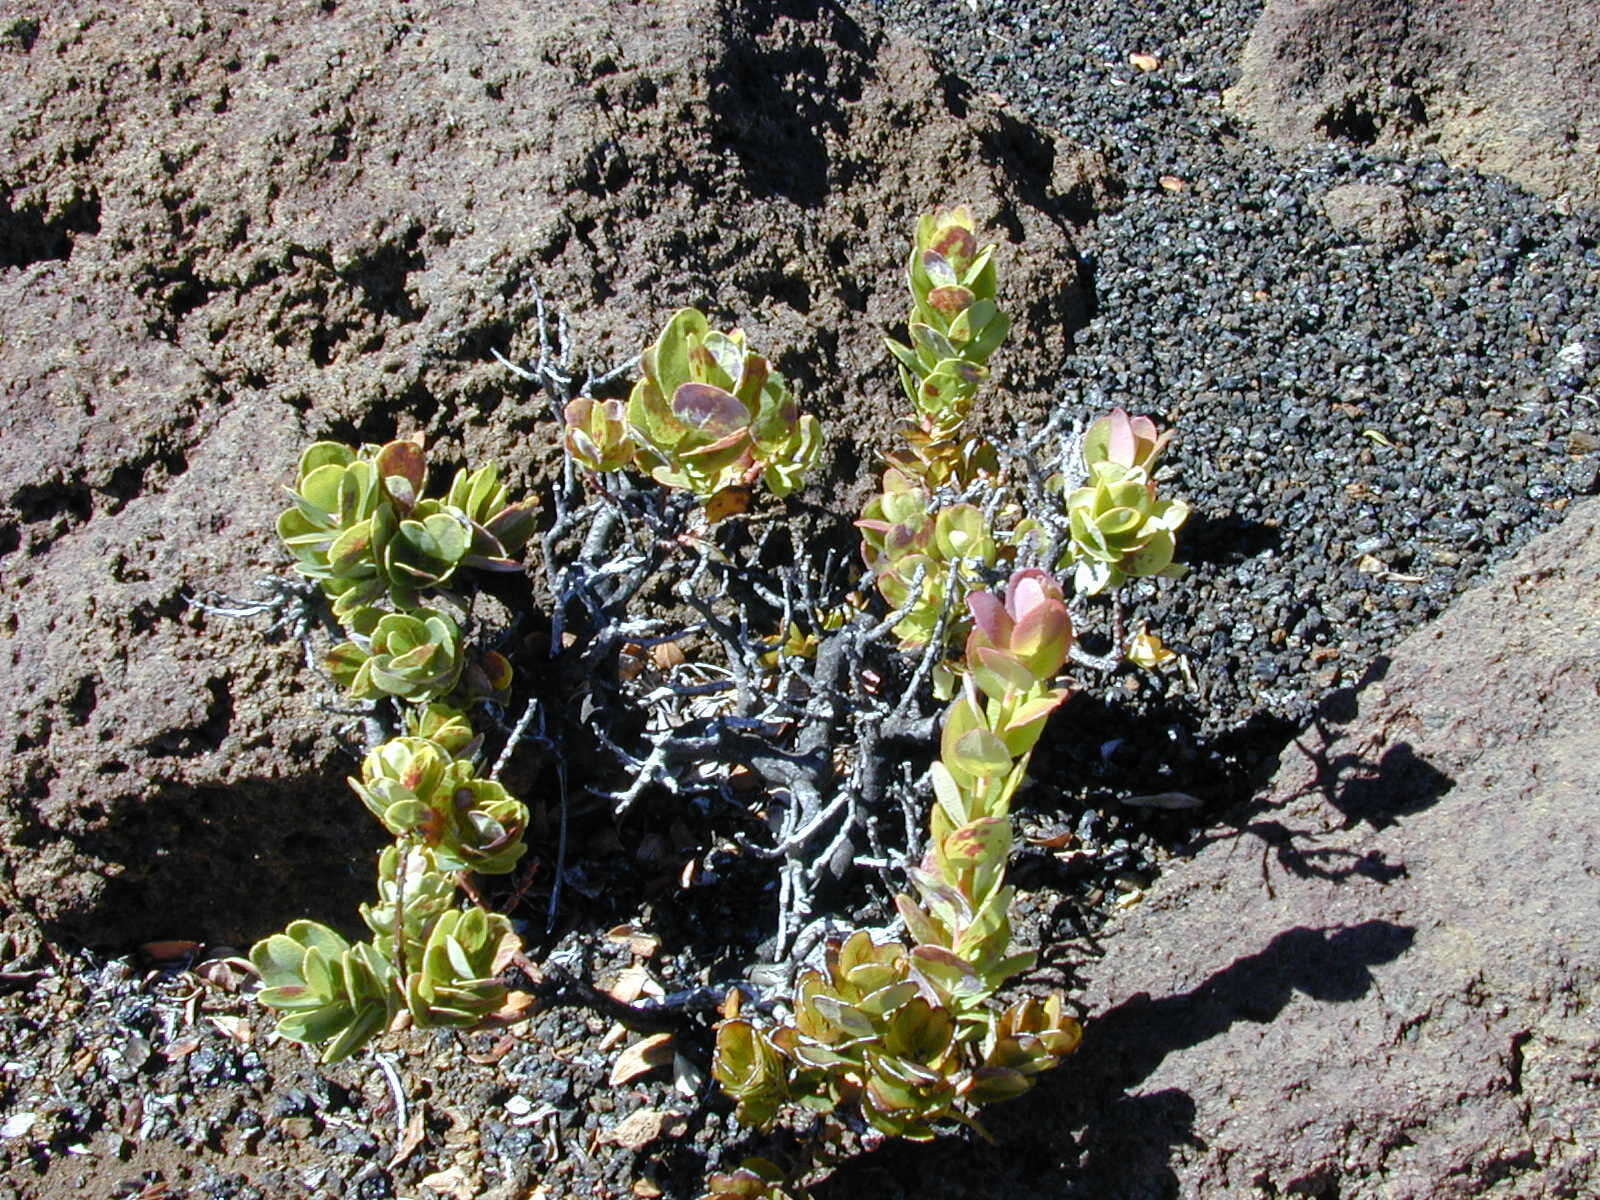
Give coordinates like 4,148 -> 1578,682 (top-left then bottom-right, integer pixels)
249,920 -> 396,1063
349,738 -> 529,875
626,308 -> 822,505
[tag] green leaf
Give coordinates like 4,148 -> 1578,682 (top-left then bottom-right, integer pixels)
321,1002 -> 387,1063
970,647 -> 1034,703
929,761 -> 972,832
1122,528 -> 1176,576
252,935 -> 309,989
651,308 -> 710,396
997,693 -> 1064,758
857,981 -> 919,1017
941,815 -> 1011,870
298,441 -> 355,479
277,1007 -> 356,1046
808,995 -> 875,1039
698,330 -> 746,393
963,1065 -> 1032,1104
884,997 -> 954,1063
287,920 -> 351,962
298,462 -> 348,517
951,728 -> 1014,782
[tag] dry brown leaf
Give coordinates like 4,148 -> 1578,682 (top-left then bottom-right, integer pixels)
597,1022 -> 629,1053
606,925 -> 661,958
610,1033 -> 675,1086
650,641 -> 687,671
441,1106 -> 477,1148
420,1165 -> 477,1200
1130,52 -> 1160,71
618,643 -> 648,682
1159,175 -> 1187,192
464,1033 -> 518,1065
633,1180 -> 663,1198
602,1108 -> 667,1150
165,1037 -> 200,1061
1026,827 -> 1077,850
609,965 -> 665,1005
193,957 -> 254,992
208,1015 -> 253,1044
140,940 -> 203,965
387,1106 -> 427,1169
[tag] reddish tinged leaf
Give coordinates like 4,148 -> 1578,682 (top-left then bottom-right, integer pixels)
678,427 -> 751,459
672,383 -> 749,438
688,343 -> 719,373
400,758 -> 429,793
484,500 -> 536,549
927,284 -> 975,316
376,441 -> 427,507
1106,409 -> 1136,466
928,224 -> 977,264
329,520 -> 373,572
969,647 -> 1031,704
967,589 -> 1011,648
477,650 -> 513,692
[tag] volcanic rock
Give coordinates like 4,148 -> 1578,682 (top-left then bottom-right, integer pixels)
1227,0 -> 1600,210
1060,496 -> 1600,1198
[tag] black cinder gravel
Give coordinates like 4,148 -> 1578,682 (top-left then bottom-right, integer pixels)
855,0 -> 1599,804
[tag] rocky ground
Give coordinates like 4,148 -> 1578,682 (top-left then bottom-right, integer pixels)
0,0 -> 1596,1198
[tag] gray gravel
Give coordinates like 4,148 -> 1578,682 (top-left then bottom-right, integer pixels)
857,0 -> 1599,803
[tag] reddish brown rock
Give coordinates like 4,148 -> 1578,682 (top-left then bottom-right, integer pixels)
0,1 -> 1088,945
1227,0 -> 1600,210
1056,497 -> 1600,1197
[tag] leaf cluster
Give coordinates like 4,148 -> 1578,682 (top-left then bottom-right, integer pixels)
254,417 -> 540,1067
1056,408 -> 1190,595
884,205 -> 1011,440
250,704 -> 532,1061
714,569 -> 1081,1142
278,438 -> 534,619
565,307 -> 823,510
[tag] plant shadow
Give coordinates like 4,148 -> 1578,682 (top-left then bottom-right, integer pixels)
1184,654 -> 1455,893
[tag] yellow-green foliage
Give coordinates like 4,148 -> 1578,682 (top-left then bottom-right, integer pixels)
565,308 -> 823,507
713,570 -> 1082,1140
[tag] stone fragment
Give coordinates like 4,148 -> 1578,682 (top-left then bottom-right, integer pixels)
1321,181 -> 1413,246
